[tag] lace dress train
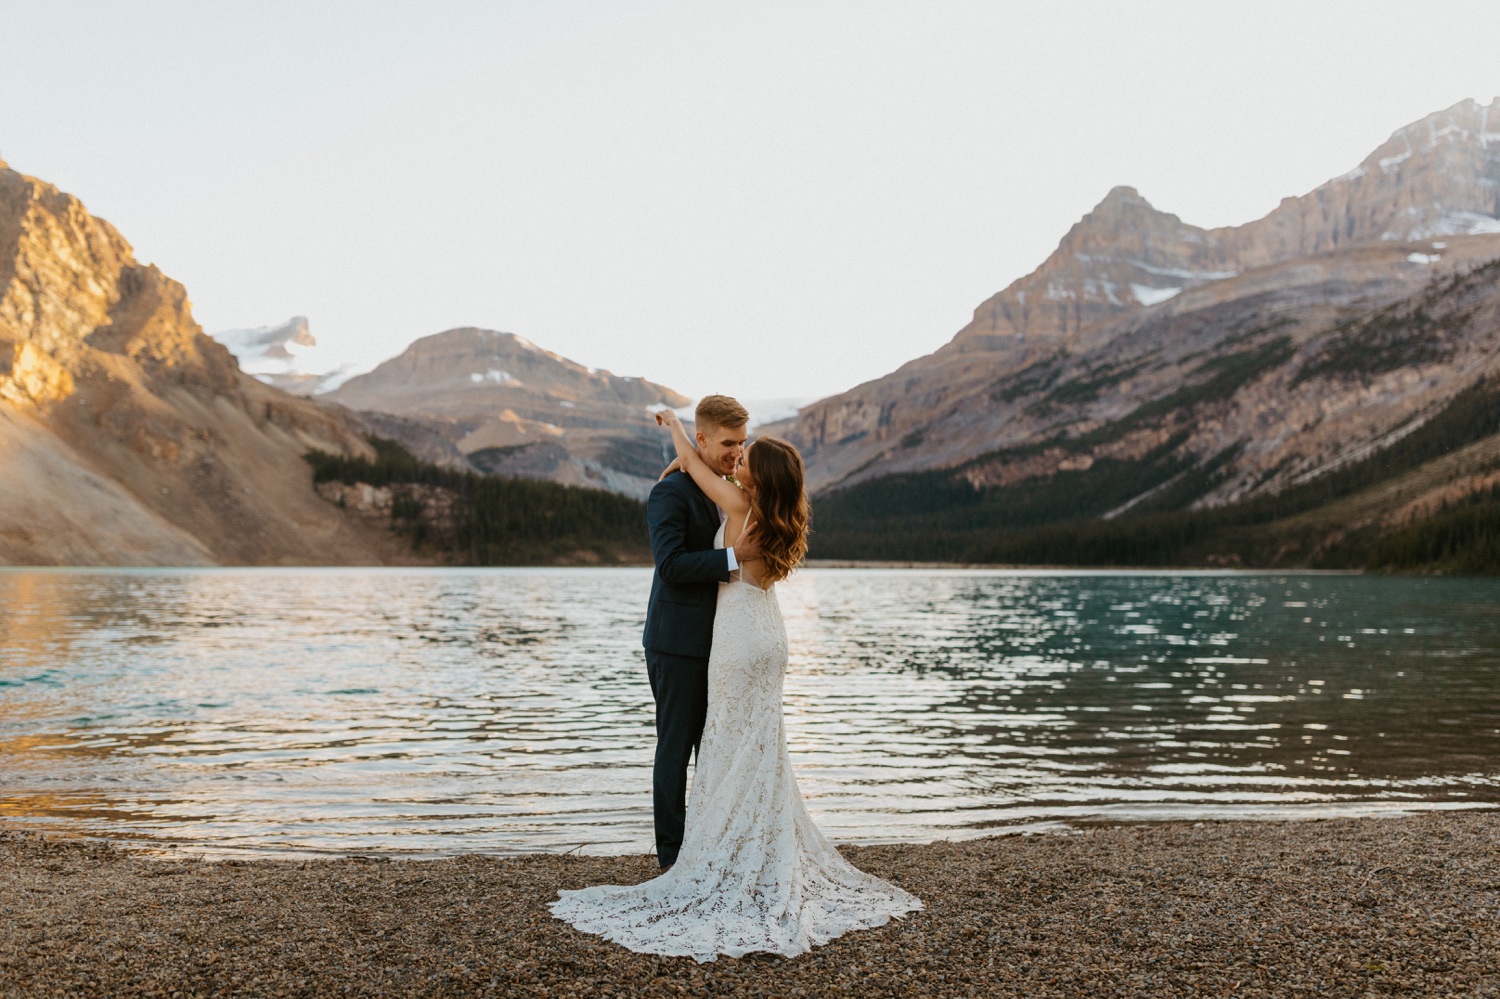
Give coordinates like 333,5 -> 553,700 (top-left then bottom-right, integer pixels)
549,546 -> 921,961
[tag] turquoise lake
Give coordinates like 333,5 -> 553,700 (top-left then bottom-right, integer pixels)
1,568 -> 1496,857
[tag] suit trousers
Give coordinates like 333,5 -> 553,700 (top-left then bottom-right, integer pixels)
645,648 -> 709,867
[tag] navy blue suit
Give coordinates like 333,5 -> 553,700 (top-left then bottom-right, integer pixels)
642,470 -> 731,866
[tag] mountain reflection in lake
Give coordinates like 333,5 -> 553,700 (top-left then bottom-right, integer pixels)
1,568 -> 1497,857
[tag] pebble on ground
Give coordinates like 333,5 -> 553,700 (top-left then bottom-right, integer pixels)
1,811 -> 1497,997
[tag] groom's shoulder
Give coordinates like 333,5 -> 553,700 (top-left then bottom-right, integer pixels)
649,471 -> 698,503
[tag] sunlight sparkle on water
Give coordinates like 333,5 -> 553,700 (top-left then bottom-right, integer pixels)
1,568 -> 1498,857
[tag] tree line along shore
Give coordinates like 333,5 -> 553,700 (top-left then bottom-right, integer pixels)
309,415 -> 1500,573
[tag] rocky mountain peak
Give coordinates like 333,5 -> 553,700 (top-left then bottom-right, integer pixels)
1226,97 -> 1500,263
1095,185 -> 1149,209
1057,187 -> 1200,259
0,163 -> 241,403
771,96 -> 1500,498
0,158 -> 394,566
322,327 -> 689,497
947,97 -> 1500,358
328,327 -> 686,412
949,186 -> 1235,352
1363,96 -> 1500,170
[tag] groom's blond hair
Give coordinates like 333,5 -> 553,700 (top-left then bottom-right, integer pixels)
695,394 -> 749,432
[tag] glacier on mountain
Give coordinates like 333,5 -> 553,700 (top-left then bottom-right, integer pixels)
211,316 -> 359,395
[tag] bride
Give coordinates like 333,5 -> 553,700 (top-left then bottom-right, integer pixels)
549,411 -> 921,962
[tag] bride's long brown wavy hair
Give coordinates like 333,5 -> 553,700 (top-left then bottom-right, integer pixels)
744,436 -> 810,584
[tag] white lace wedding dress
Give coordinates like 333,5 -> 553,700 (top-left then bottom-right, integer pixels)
549,524 -> 922,961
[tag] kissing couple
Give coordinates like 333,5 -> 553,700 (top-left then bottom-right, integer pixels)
550,394 -> 921,962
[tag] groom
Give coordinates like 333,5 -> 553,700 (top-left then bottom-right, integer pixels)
643,394 -> 758,870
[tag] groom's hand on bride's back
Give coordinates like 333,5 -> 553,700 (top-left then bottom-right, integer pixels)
733,527 -> 762,565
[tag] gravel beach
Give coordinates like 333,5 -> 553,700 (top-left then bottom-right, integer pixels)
2,811 -> 1496,997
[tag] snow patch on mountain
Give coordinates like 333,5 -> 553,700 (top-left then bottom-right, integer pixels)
1384,211 -> 1500,241
1378,149 -> 1413,171
1131,261 -> 1238,281
744,397 -> 818,428
1131,284 -> 1182,306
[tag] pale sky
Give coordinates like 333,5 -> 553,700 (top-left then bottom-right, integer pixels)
3,1 -> 1498,403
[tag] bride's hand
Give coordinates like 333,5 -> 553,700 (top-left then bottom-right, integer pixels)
655,409 -> 681,430
659,457 -> 684,480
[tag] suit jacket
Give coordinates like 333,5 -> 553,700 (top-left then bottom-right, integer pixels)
642,471 -> 732,659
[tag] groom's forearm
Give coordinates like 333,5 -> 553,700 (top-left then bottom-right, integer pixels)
655,547 -> 732,585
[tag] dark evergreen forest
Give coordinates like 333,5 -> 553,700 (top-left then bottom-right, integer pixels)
809,377 -> 1500,574
305,437 -> 649,564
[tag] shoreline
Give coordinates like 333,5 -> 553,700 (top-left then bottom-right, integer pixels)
4,811 -> 1495,997
0,561 -> 1370,573
5,798 -> 1494,863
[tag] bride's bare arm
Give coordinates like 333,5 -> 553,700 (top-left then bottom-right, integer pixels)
656,410 -> 749,514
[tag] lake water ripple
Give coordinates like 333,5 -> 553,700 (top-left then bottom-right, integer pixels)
1,568 -> 1496,856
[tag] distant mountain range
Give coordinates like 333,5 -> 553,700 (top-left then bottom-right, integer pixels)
760,97 -> 1500,568
952,97 -> 1500,354
319,327 -> 688,498
0,160 -> 656,565
212,320 -> 805,499
6,96 -> 1500,568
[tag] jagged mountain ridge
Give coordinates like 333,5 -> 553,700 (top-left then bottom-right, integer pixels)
0,157 -> 413,566
953,97 -> 1500,352
322,328 -> 690,499
955,185 -> 1239,350
810,249 -> 1500,566
771,98 -> 1500,508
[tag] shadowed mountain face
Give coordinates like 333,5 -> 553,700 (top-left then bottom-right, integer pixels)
0,159 -> 405,566
322,328 -> 689,499
770,99 -> 1500,518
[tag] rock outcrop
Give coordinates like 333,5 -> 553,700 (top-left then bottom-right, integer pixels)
0,158 -> 406,566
